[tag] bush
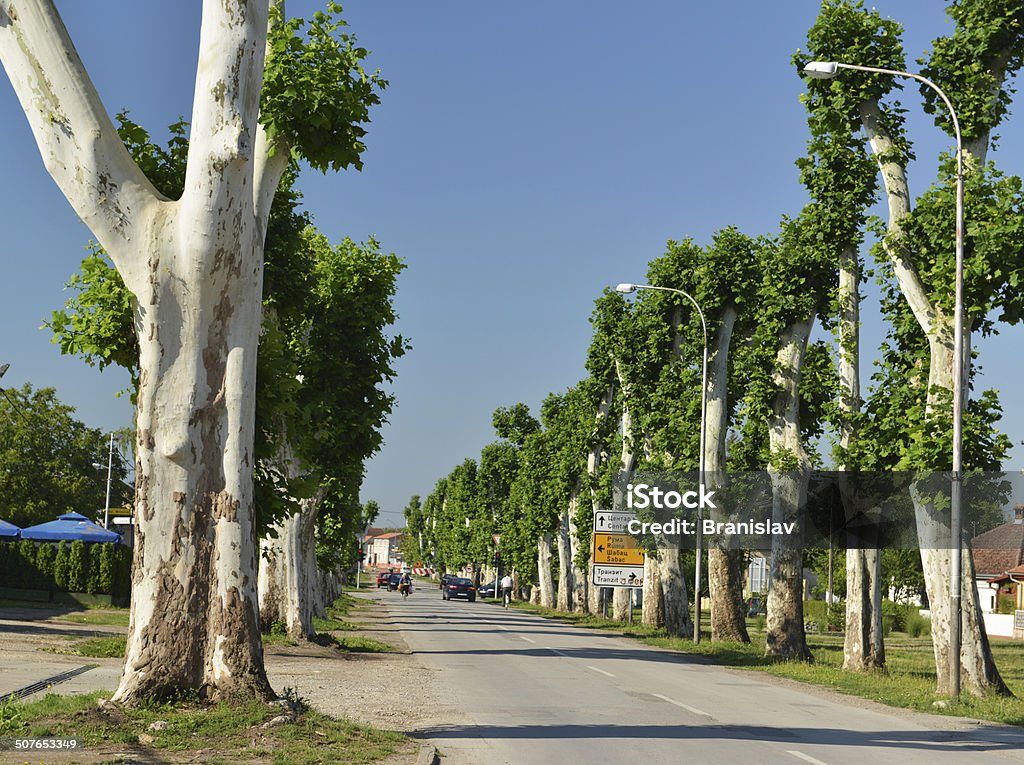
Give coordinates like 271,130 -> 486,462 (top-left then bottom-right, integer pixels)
905,609 -> 931,638
86,547 -> 103,594
99,543 -> 116,593
996,593 -> 1016,615
17,540 -> 37,587
35,543 -> 56,587
53,541 -> 69,590
67,540 -> 87,593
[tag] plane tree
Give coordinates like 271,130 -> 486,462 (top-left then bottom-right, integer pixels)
0,0 -> 386,701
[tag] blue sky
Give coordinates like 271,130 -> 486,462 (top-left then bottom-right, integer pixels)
1,2 -> 1021,527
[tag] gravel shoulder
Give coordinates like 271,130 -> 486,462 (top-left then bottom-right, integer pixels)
266,590 -> 461,734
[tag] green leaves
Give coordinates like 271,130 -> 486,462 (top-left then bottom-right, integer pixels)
261,2 -> 387,172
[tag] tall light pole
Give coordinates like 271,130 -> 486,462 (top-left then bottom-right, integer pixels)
804,60 -> 965,697
93,432 -> 115,529
616,283 -> 708,642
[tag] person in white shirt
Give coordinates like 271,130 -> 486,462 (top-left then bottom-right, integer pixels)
500,573 -> 513,607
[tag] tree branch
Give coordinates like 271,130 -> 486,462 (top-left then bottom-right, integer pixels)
0,0 -> 160,271
857,99 -> 942,339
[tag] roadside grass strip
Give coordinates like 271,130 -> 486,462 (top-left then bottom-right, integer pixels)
0,690 -> 409,764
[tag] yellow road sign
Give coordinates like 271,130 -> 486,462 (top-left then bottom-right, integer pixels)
592,533 -> 645,566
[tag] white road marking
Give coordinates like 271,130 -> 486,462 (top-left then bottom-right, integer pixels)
544,646 -> 569,656
652,693 -> 711,718
586,665 -> 615,677
519,635 -> 536,643
498,625 -> 509,631
786,751 -> 831,765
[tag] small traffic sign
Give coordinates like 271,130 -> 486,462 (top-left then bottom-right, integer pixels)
593,511 -> 636,534
592,533 -> 645,566
592,564 -> 644,588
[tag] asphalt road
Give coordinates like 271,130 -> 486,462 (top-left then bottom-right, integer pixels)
378,587 -> 1024,765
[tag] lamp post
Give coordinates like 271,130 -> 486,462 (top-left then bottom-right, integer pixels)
804,60 -> 965,697
92,432 -> 115,530
616,283 -> 708,642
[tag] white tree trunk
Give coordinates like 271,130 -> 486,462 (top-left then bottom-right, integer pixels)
567,490 -> 589,613
836,244 -> 885,670
556,504 -> 574,612
703,305 -> 748,643
765,319 -> 813,661
537,533 -> 555,608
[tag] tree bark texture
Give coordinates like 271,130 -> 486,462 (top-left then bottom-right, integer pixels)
765,319 -> 813,662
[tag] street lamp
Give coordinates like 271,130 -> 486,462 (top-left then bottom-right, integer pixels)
616,283 -> 708,642
804,60 -> 966,697
93,432 -> 115,530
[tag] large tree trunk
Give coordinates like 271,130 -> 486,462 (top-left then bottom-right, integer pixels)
612,586 -> 632,621
914,339 -> 1009,696
836,243 -> 885,670
537,533 -> 555,608
765,319 -> 813,662
709,549 -> 748,642
556,505 -> 574,612
567,491 -> 589,613
642,553 -> 663,627
703,305 -> 748,643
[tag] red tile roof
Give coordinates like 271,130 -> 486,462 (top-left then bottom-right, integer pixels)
972,520 -> 1024,578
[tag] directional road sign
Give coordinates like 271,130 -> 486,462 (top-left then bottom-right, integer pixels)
592,564 -> 644,588
592,533 -> 645,566
593,511 -> 637,534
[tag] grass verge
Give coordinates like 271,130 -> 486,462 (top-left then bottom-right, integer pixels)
0,690 -> 409,764
42,636 -> 127,658
506,600 -> 1024,726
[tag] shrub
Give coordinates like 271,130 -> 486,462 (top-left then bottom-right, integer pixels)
99,543 -> 116,593
86,546 -> 103,594
905,609 -> 931,638
53,541 -> 69,590
67,540 -> 87,593
35,543 -> 56,587
996,593 -> 1016,615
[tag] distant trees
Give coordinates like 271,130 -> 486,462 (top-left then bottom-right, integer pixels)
0,384 -> 131,527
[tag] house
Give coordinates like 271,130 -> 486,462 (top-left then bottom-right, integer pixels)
365,531 -> 404,567
971,505 -> 1024,614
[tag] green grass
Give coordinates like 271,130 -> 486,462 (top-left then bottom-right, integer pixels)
506,600 -> 1024,726
48,609 -> 131,627
41,635 -> 126,658
316,634 -> 394,653
0,691 -> 409,764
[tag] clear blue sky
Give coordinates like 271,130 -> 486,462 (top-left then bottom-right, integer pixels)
1,2 -> 1021,527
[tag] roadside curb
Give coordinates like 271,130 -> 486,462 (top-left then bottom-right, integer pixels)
415,743 -> 439,765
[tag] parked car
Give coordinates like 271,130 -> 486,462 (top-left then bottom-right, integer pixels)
388,572 -> 403,591
442,577 -> 477,602
477,580 -> 496,598
376,571 -> 392,589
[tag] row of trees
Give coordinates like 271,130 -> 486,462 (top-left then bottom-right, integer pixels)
405,0 -> 1024,698
1,0 -> 403,703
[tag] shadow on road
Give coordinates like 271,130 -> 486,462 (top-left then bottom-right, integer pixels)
410,722 -> 1021,753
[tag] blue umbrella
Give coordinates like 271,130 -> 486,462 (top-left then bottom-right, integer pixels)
19,512 -> 120,543
0,519 -> 19,539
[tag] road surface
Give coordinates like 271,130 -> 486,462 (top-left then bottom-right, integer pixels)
374,588 -> 1024,765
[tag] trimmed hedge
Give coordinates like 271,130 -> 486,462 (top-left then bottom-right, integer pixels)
0,540 -> 130,601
